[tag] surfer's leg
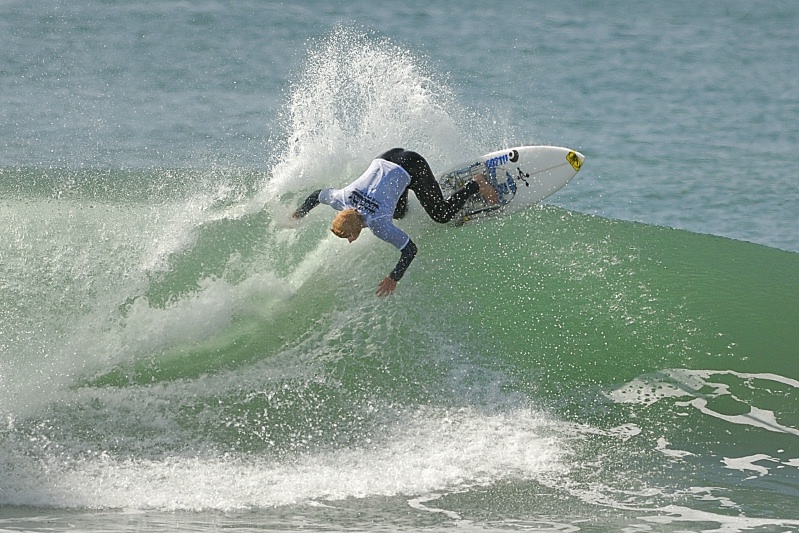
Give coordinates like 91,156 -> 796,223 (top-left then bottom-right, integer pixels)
406,155 -> 479,223
413,177 -> 479,223
382,149 -> 478,223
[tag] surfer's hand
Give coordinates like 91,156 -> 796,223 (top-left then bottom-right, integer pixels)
376,277 -> 397,297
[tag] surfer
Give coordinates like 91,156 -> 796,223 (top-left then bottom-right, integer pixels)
291,148 -> 498,296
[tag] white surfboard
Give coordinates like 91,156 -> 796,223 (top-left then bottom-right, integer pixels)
438,145 -> 584,224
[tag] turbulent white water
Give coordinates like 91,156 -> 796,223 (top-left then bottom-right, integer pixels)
2,2 -> 798,531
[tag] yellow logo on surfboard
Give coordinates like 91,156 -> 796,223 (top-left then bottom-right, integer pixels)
566,151 -> 582,171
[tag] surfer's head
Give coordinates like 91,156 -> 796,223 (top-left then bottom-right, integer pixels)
331,209 -> 364,243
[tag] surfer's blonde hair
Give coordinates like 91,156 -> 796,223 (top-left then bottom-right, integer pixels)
331,209 -> 364,240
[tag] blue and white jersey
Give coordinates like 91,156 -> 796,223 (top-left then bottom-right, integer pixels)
319,158 -> 411,250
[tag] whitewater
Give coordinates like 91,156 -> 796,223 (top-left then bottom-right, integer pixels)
2,1 -> 798,532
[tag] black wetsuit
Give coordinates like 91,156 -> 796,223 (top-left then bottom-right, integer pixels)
378,148 -> 479,223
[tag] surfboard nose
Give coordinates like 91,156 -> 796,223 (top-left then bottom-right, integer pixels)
566,149 -> 585,172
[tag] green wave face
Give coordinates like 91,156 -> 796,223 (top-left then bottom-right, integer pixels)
2,178 -> 796,518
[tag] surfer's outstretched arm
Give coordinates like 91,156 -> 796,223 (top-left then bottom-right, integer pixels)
292,189 -> 323,219
389,239 -> 417,282
377,239 -> 417,297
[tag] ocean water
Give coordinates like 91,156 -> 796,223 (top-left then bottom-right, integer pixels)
1,1 -> 798,531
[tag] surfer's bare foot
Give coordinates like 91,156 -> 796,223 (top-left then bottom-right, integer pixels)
473,174 -> 499,205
